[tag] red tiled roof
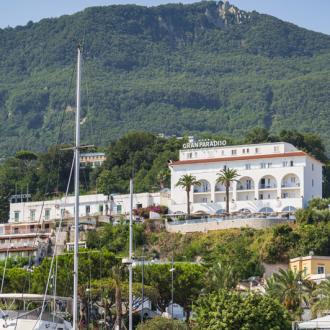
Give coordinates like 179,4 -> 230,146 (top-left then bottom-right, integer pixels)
170,151 -> 322,166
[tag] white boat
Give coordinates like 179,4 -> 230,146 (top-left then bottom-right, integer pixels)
0,294 -> 72,329
0,46 -> 83,330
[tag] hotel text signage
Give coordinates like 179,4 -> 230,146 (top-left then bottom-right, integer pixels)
182,140 -> 227,149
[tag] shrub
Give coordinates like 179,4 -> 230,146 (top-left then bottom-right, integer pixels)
308,197 -> 330,210
193,290 -> 291,330
134,205 -> 168,218
136,317 -> 188,330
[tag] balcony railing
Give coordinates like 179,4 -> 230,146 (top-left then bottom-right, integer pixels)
0,242 -> 38,249
0,229 -> 52,236
237,185 -> 254,191
281,183 -> 300,188
193,189 -> 211,193
259,184 -> 277,189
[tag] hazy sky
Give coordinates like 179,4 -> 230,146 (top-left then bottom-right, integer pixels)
1,0 -> 330,35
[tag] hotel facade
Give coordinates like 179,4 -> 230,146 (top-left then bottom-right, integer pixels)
8,192 -> 170,225
169,141 -> 323,215
2,191 -> 170,259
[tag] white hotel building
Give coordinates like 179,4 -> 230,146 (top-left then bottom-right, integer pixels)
169,141 -> 323,215
8,192 -> 169,224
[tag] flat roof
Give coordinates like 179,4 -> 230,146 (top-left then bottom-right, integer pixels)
170,151 -> 323,166
180,141 -> 292,151
290,255 -> 330,262
80,152 -> 105,157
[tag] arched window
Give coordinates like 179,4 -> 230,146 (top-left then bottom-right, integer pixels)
215,182 -> 225,192
281,174 -> 300,188
259,175 -> 277,189
259,207 -> 274,213
237,177 -> 254,190
194,180 -> 211,193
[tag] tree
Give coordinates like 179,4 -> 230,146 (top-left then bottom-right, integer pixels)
136,317 -> 187,330
245,127 -> 271,144
259,224 -> 299,263
87,277 -> 116,327
86,223 -> 145,253
37,145 -> 74,195
80,275 -> 158,328
134,264 -> 172,313
172,263 -> 204,321
308,197 -> 330,210
311,279 -> 330,317
175,174 -> 200,219
121,282 -> 159,318
204,230 -> 264,280
15,150 -> 38,168
193,290 -> 291,330
216,168 -> 239,213
133,263 -> 204,320
265,268 -> 312,320
156,168 -> 170,190
204,261 -> 238,293
96,169 -> 115,195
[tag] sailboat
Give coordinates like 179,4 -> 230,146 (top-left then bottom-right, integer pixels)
0,46 -> 83,330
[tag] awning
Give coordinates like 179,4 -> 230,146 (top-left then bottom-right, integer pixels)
298,315 -> 330,329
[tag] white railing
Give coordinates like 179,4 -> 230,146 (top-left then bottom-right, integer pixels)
259,184 -> 277,189
0,229 -> 52,236
281,183 -> 300,188
168,214 -> 294,226
237,185 -> 254,191
0,242 -> 38,249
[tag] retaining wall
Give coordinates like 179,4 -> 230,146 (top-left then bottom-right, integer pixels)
165,218 -> 292,234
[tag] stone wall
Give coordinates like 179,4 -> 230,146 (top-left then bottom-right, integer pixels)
165,218 -> 292,234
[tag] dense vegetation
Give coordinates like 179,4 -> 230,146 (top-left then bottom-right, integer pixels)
193,290 -> 291,329
84,207 -> 330,271
0,127 -> 328,222
4,200 -> 330,328
0,1 -> 330,157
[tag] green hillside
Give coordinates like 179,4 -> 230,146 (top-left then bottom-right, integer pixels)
0,1 -> 330,156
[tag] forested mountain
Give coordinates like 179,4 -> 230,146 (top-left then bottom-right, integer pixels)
1,1 -> 330,156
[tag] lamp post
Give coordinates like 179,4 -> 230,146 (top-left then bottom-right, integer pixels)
140,245 -> 145,324
298,280 -> 302,318
169,255 -> 175,319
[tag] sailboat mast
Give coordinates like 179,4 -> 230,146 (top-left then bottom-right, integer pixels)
73,45 -> 81,330
129,178 -> 133,330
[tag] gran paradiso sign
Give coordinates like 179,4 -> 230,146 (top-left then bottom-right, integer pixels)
182,139 -> 227,149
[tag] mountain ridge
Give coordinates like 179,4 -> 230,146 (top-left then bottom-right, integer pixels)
0,1 -> 330,156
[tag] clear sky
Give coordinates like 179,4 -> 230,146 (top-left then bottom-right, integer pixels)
1,0 -> 330,35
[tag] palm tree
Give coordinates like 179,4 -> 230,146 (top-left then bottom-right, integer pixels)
176,174 -> 200,219
157,169 -> 170,190
311,279 -> 330,317
204,261 -> 238,293
265,268 -> 313,320
216,168 -> 239,214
